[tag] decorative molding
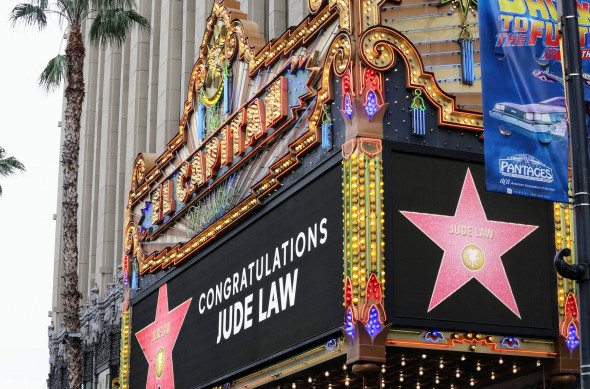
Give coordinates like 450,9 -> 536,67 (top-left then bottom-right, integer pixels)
359,26 -> 483,131
48,267 -> 123,389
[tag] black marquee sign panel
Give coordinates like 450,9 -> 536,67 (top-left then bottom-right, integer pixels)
130,165 -> 343,388
385,150 -> 557,336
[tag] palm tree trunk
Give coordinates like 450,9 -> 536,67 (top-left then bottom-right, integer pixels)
62,23 -> 85,389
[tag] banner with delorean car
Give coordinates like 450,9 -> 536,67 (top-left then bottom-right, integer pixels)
479,0 -> 590,202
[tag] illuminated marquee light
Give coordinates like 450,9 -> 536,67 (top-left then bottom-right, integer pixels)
122,255 -> 129,287
365,306 -> 382,337
566,323 -> 580,351
151,186 -> 162,225
127,5 -> 336,274
411,89 -> 426,136
387,332 -> 557,357
342,140 -> 385,320
326,339 -> 338,351
265,77 -> 288,129
554,202 -> 575,318
119,310 -> 130,389
245,99 -> 267,147
139,89 -> 321,273
124,223 -> 145,264
500,337 -> 521,349
176,161 -> 191,203
345,307 -> 355,339
561,292 -> 580,349
145,76 -> 287,235
364,90 -> 379,119
565,292 -> 579,320
363,68 -> 380,91
341,68 -> 353,118
424,330 -> 445,343
299,33 -> 350,160
248,5 -> 336,73
329,0 -> 351,31
344,94 -> 353,118
359,26 -> 483,130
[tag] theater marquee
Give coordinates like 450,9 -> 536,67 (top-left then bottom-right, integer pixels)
130,166 -> 343,388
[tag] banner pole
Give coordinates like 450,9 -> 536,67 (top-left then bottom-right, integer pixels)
558,0 -> 590,387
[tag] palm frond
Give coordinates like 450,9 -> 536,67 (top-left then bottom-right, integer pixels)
58,0 -> 88,25
89,8 -> 149,46
39,54 -> 67,93
10,3 -> 48,30
0,147 -> 26,178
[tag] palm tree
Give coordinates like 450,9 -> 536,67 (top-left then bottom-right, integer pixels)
0,146 -> 25,196
10,1 -> 149,388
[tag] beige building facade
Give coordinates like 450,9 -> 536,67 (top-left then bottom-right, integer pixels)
49,0 -> 317,330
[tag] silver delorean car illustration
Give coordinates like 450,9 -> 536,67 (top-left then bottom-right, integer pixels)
489,96 -> 567,144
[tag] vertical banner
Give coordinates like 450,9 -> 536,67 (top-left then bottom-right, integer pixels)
478,0 -> 590,203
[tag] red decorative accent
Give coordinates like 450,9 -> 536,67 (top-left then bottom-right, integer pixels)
135,284 -> 192,389
342,68 -> 353,96
366,273 -> 382,301
363,68 -> 380,90
565,292 -> 578,318
122,255 -> 129,286
345,276 -> 353,306
387,336 -> 557,356
360,273 -> 386,324
561,292 -> 580,339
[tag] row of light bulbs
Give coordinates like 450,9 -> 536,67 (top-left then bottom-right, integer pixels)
292,355 -> 543,388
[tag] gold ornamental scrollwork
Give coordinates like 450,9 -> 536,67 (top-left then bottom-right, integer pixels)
360,26 -> 483,130
329,0 -> 351,31
361,0 -> 389,33
308,33 -> 352,137
124,222 -> 145,265
308,0 -> 325,13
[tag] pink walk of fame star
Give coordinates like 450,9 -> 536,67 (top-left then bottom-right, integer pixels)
135,284 -> 192,389
400,169 -> 537,318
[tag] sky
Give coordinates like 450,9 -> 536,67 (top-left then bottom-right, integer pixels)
0,1 -> 64,388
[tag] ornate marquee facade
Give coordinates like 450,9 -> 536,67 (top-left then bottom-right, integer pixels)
51,0 -> 581,388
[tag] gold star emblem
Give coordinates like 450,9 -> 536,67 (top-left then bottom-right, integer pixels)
461,244 -> 485,271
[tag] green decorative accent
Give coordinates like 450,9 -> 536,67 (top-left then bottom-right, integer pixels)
410,89 -> 426,110
375,157 -> 383,278
223,62 -> 231,79
364,156 -> 371,276
459,23 -> 473,42
343,162 -> 349,279
204,103 -> 219,136
389,329 -> 422,334
321,103 -> 331,124
184,175 -> 239,235
521,339 -> 555,344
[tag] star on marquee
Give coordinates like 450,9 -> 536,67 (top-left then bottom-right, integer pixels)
400,169 -> 537,318
135,284 -> 192,389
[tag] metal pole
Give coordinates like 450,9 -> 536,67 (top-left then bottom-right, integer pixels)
558,0 -> 590,387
